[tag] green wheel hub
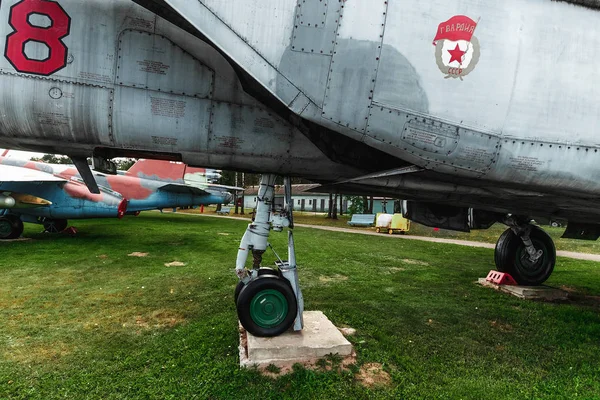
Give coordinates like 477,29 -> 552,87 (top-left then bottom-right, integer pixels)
249,289 -> 289,328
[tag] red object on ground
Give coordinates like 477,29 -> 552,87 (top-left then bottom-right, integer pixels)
485,270 -> 518,286
62,227 -> 78,235
433,227 -> 440,232
200,205 -> 204,213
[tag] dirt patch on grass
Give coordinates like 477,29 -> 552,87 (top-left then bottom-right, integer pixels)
319,274 -> 349,284
128,252 -> 148,257
490,320 -> 513,332
97,255 -> 109,259
164,261 -> 187,267
401,259 -> 429,266
4,340 -> 72,364
382,267 -> 406,275
561,285 -> 578,294
123,309 -> 186,331
388,267 -> 405,272
355,363 -> 392,388
560,287 -> 600,308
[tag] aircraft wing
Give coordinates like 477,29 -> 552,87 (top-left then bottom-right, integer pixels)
0,165 -> 62,208
0,164 -> 66,182
158,184 -> 211,196
204,183 -> 244,192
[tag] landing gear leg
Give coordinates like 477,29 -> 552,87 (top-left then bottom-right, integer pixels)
235,175 -> 304,337
495,216 -> 556,285
42,218 -> 68,233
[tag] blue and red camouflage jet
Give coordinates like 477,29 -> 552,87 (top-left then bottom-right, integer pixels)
0,155 -> 235,239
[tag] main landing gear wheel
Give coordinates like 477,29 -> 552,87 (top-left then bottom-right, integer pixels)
236,275 -> 298,337
43,218 -> 68,233
0,215 -> 23,239
494,225 -> 556,286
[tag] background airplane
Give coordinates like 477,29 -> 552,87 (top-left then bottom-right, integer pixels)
0,0 -> 596,335
0,156 -> 234,239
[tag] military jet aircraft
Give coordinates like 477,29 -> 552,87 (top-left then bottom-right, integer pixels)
0,156 -> 234,238
0,0 -> 596,336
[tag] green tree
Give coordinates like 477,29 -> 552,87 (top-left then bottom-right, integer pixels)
347,195 -> 365,215
30,154 -> 72,164
115,158 -> 137,171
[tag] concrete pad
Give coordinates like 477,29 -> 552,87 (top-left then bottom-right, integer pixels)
478,278 -> 569,301
239,311 -> 354,371
0,237 -> 31,243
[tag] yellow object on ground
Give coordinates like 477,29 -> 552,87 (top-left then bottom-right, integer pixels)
390,214 -> 410,233
375,213 -> 410,234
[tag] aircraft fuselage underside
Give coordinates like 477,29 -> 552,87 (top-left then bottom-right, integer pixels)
0,0 -> 598,226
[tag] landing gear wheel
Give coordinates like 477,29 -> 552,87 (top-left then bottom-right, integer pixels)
388,228 -> 394,235
236,275 -> 297,337
233,268 -> 282,304
494,225 -> 556,286
0,215 -> 23,239
43,218 -> 68,233
375,227 -> 381,233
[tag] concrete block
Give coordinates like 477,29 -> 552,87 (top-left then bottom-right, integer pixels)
477,278 -> 568,301
239,311 -> 354,371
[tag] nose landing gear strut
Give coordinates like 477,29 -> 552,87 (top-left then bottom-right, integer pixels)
234,174 -> 304,337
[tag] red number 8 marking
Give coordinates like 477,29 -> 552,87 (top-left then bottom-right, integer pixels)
4,0 -> 71,76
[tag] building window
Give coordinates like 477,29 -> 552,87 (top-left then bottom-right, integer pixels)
297,199 -> 301,205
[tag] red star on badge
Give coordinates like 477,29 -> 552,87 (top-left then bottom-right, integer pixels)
447,43 -> 465,64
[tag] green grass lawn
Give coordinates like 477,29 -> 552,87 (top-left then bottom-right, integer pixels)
1,213 -> 600,399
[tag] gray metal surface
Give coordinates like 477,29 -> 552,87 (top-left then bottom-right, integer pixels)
290,0 -> 340,56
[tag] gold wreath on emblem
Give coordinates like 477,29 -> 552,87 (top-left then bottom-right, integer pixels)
435,36 -> 480,80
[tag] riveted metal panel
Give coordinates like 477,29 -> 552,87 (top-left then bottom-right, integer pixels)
322,0 -> 387,132
0,73 -> 112,145
117,30 -> 214,97
367,104 -> 500,174
112,87 -> 211,151
491,139 -> 600,191
208,101 -> 292,159
291,0 -> 341,55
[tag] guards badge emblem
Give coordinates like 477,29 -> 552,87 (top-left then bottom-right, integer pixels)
433,15 -> 480,80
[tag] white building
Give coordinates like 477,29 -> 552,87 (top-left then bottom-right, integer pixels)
243,184 -> 347,213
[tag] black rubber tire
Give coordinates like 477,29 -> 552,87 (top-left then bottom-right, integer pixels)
494,226 -> 556,286
43,218 -> 68,233
234,268 -> 282,304
237,275 -> 297,337
0,215 -> 23,239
